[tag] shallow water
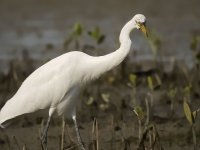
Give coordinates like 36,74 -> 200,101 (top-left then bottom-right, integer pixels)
0,0 -> 199,70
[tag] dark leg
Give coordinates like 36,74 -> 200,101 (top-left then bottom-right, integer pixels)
72,115 -> 85,150
41,116 -> 51,150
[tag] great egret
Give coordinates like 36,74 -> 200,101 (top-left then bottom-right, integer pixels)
0,14 -> 147,150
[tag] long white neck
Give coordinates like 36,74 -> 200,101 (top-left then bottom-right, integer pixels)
85,19 -> 136,80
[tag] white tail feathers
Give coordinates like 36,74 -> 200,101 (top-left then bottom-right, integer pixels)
0,97 -> 36,127
0,123 -> 5,128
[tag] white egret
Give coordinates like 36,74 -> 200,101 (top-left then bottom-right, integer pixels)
0,14 -> 148,150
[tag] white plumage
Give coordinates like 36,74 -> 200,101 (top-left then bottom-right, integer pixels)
0,14 -> 147,150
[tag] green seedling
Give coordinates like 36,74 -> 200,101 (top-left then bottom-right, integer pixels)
167,86 -> 177,116
88,27 -> 105,44
183,84 -> 192,101
190,34 -> 200,65
167,87 -> 177,99
147,76 -> 154,91
101,93 -> 110,103
129,73 -> 137,87
190,34 -> 200,51
63,23 -> 83,50
133,106 -> 145,121
86,96 -> 95,106
98,93 -> 110,111
183,100 -> 199,150
146,74 -> 162,91
133,105 -> 144,141
73,23 -> 83,36
91,118 -> 99,150
183,101 -> 195,125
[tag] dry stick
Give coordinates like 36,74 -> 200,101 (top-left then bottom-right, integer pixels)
91,118 -> 99,150
150,125 -> 159,150
145,95 -> 150,127
91,118 -> 95,149
66,124 -> 74,144
152,125 -> 157,149
152,125 -> 163,150
60,117 -> 66,150
145,96 -> 153,150
137,94 -> 151,150
152,126 -> 158,149
119,125 -> 125,149
22,144 -> 27,150
149,129 -> 153,150
64,124 -> 76,150
13,136 -> 21,150
0,129 -> 12,150
192,125 -> 197,150
138,119 -> 142,141
6,134 -> 12,150
119,123 -> 131,150
95,119 -> 99,150
110,115 -> 114,150
137,127 -> 149,150
39,120 -> 45,150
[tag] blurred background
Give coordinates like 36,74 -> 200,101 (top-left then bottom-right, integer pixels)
0,0 -> 199,69
0,0 -> 200,149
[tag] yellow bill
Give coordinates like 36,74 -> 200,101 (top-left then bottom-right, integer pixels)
139,24 -> 148,37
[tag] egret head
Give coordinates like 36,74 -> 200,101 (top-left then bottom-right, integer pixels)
133,14 -> 148,37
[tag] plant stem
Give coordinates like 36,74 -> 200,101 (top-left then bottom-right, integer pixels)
192,125 -> 196,150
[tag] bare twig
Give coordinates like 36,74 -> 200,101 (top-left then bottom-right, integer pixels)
22,144 -> 27,150
192,125 -> 197,150
61,117 -> 66,150
91,118 -> 99,150
96,119 -> 99,150
13,136 -> 21,150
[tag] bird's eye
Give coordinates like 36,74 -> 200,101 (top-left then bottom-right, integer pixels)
137,21 -> 146,27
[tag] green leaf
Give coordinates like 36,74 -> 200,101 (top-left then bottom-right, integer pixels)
86,96 -> 94,105
129,74 -> 137,85
90,27 -> 100,38
167,87 -> 177,98
63,23 -> 83,50
97,35 -> 105,44
154,73 -> 162,86
193,111 -> 197,121
133,106 -> 145,120
88,27 -> 105,44
190,36 -> 198,50
147,76 -> 154,90
99,103 -> 109,110
73,23 -> 83,36
183,101 -> 194,125
101,93 -> 110,103
192,108 -> 200,122
183,85 -> 192,96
